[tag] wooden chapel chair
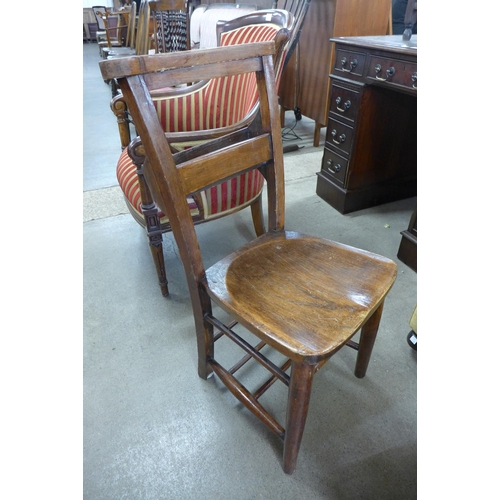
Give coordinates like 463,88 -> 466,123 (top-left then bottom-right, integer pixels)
99,41 -> 398,474
110,9 -> 294,296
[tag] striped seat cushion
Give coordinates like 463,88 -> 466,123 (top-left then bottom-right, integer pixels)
116,148 -> 264,221
116,149 -> 199,222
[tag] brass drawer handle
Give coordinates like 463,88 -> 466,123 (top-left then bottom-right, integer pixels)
412,72 -> 417,89
374,64 -> 395,81
340,57 -> 357,72
331,129 -> 346,145
326,159 -> 341,173
335,96 -> 351,113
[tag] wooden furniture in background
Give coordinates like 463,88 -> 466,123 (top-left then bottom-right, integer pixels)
83,8 -> 97,42
150,0 -> 192,53
99,40 -> 397,475
398,208 -> 416,272
96,9 -> 130,55
278,0 -> 392,147
316,35 -> 417,214
102,1 -> 137,58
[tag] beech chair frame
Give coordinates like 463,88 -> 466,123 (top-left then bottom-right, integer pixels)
100,42 -> 397,474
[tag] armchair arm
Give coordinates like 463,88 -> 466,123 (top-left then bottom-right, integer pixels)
110,94 -> 133,150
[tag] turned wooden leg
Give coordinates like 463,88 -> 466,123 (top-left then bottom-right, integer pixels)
142,202 -> 169,297
250,193 -> 265,237
355,301 -> 384,378
283,362 -> 315,474
313,122 -> 322,147
128,150 -> 169,297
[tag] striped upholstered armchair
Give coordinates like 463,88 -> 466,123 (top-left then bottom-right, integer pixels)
110,9 -> 293,296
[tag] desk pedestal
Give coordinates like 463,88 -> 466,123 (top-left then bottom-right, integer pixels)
316,36 -> 417,214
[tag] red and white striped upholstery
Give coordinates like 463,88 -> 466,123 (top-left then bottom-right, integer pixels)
116,148 -> 263,222
117,19 -> 285,223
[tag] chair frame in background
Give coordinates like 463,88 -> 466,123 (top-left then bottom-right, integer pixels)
101,1 -> 138,59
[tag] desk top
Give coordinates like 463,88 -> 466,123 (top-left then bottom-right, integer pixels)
330,35 -> 417,95
331,35 -> 417,56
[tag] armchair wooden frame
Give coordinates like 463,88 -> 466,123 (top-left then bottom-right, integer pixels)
100,41 -> 397,474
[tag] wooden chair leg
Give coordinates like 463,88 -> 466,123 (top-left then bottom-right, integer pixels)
250,193 -> 265,236
197,289 -> 214,379
142,202 -> 169,296
354,301 -> 384,378
283,362 -> 315,474
313,122 -> 322,147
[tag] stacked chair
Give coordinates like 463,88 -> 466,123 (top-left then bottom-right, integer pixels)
101,1 -> 137,59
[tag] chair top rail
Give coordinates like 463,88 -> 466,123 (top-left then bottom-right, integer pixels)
99,41 -> 276,81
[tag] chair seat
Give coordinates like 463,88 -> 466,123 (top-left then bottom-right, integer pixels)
116,148 -> 264,224
116,148 -> 199,222
205,230 -> 398,363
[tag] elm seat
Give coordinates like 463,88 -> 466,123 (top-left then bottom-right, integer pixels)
110,10 -> 294,296
99,41 -> 398,475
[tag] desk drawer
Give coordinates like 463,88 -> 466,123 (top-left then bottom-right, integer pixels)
325,118 -> 354,156
321,148 -> 348,187
366,55 -> 417,92
333,49 -> 366,79
329,83 -> 360,122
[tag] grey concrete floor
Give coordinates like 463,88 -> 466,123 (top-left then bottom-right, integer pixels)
83,41 -> 417,499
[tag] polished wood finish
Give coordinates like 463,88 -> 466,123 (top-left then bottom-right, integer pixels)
100,41 -> 397,474
316,35 -> 417,213
278,0 -> 392,146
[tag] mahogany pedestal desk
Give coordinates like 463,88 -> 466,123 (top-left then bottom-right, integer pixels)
316,35 -> 417,216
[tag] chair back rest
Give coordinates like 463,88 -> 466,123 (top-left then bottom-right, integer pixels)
100,42 -> 286,284
134,0 -> 152,55
149,0 -> 191,53
272,0 -> 311,69
212,9 -> 293,127
92,6 -> 108,30
124,2 -> 137,48
151,9 -> 292,133
193,4 -> 258,50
